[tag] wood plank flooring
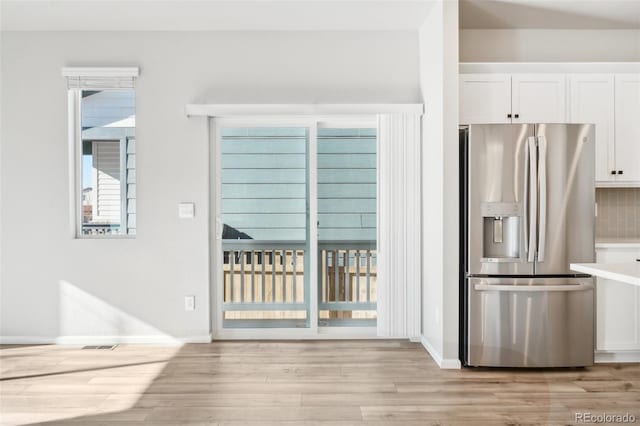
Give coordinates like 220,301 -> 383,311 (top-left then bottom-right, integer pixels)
1,340 -> 639,425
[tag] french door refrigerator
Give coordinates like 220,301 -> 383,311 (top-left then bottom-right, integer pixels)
460,124 -> 596,367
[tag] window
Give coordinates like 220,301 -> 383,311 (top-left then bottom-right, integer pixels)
80,90 -> 136,236
64,68 -> 138,237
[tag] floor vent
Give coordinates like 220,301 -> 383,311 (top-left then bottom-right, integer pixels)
81,345 -> 118,350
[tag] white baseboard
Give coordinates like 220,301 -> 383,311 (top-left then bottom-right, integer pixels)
0,335 -> 212,345
420,336 -> 461,369
0,336 -> 57,345
595,350 -> 640,363
440,357 -> 462,369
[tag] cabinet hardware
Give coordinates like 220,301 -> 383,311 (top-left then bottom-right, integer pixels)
514,114 -> 519,118
611,170 -> 617,175
617,170 -> 624,175
507,113 -> 512,118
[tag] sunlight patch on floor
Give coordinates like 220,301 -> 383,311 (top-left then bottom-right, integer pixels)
0,344 -> 180,426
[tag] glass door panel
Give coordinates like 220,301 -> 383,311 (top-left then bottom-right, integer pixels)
317,128 -> 377,326
220,127 -> 309,328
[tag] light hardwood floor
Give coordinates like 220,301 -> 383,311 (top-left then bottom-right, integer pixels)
1,340 -> 639,425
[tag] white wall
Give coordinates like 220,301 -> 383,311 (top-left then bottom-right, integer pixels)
0,30 -> 419,342
419,1 -> 460,368
460,29 -> 640,62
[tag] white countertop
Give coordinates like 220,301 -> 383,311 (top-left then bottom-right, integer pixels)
595,238 -> 640,249
570,263 -> 640,286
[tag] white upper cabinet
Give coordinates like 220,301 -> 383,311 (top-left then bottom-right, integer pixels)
459,73 -> 566,124
512,74 -> 566,124
460,67 -> 640,187
568,74 -> 615,182
459,74 -> 512,124
614,74 -> 640,183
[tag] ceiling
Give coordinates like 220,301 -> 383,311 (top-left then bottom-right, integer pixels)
0,0 -> 433,31
4,0 -> 638,31
460,0 -> 640,29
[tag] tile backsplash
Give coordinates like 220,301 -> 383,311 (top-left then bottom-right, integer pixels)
596,188 -> 640,238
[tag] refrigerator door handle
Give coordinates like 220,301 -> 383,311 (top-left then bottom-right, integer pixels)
474,283 -> 593,292
526,136 -> 538,263
537,135 -> 547,263
523,137 -> 530,259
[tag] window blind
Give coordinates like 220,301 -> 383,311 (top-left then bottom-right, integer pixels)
62,67 -> 139,89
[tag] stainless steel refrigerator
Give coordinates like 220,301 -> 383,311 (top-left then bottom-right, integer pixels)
460,124 -> 596,368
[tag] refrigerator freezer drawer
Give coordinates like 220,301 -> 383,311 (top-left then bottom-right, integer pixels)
466,277 -> 594,367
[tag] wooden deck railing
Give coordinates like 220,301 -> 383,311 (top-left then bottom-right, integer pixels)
222,241 -> 377,325
319,246 -> 377,323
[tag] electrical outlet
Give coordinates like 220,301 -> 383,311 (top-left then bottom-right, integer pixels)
184,295 -> 195,311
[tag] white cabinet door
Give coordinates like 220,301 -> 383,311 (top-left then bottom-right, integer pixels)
459,74 -> 511,124
568,74 -> 615,183
614,74 -> 640,183
596,247 -> 640,351
512,74 -> 566,124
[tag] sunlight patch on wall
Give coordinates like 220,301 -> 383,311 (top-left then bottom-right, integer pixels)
58,280 -> 173,343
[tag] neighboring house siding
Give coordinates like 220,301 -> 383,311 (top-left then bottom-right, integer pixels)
220,127 -> 376,242
317,128 -> 376,242
221,127 -> 307,241
92,141 -> 121,224
126,138 -> 136,234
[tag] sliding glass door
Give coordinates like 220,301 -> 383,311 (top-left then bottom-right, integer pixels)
212,119 -> 377,334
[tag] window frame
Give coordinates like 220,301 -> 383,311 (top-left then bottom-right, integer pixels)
64,67 -> 138,239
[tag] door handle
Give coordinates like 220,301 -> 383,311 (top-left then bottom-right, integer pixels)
216,218 -> 223,239
526,137 -> 537,263
474,283 -> 593,292
537,135 -> 547,262
523,140 -> 529,258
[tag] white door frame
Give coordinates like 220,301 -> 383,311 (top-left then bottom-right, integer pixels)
209,116 -> 379,339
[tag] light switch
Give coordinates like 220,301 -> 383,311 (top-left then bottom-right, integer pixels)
178,202 -> 195,218
184,295 -> 195,311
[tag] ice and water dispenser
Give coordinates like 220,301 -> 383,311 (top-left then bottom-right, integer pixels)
480,202 -> 521,261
